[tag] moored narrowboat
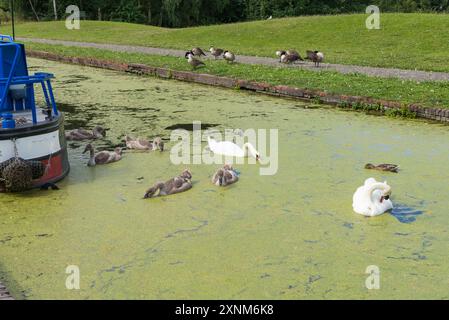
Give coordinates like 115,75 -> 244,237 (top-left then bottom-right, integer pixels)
0,35 -> 69,191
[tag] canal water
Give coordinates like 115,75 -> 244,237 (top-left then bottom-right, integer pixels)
0,58 -> 448,299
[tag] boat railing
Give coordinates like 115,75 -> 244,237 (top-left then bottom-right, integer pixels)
0,35 -> 14,43
0,72 -> 59,124
0,40 -> 21,113
0,34 -> 59,126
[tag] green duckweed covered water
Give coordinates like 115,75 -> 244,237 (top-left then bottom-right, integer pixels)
1,58 -> 449,299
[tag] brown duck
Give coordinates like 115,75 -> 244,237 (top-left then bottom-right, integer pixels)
144,169 -> 192,198
365,163 -> 399,173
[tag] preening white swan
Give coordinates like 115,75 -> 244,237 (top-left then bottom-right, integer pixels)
353,178 -> 393,217
207,137 -> 260,160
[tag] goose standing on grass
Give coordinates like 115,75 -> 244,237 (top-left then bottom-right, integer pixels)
208,136 -> 260,161
287,50 -> 304,61
83,144 -> 122,167
280,50 -> 304,64
365,163 -> 399,173
306,50 -> 325,67
223,51 -> 236,63
125,135 -> 164,151
185,51 -> 206,70
192,47 -> 207,57
66,126 -> 106,141
212,165 -> 239,186
353,178 -> 393,217
144,169 -> 192,198
276,50 -> 285,62
210,46 -> 224,59
280,53 -> 298,64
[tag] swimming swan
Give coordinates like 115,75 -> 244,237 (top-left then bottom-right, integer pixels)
353,178 -> 393,217
207,137 -> 260,161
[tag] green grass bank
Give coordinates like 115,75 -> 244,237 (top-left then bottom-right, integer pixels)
25,42 -> 449,110
14,13 -> 449,72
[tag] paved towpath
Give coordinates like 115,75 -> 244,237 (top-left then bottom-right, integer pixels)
19,37 -> 449,82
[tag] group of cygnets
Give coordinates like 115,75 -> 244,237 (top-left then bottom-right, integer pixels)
65,126 -> 241,199
142,164 -> 239,199
185,46 -> 325,69
66,126 -> 400,217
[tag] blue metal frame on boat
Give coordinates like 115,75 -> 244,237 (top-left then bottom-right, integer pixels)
0,34 -> 59,125
0,33 -> 70,190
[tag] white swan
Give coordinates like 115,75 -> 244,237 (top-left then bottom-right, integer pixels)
353,178 -> 393,217
207,137 -> 260,161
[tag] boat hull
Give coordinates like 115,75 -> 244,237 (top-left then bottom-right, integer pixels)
0,114 -> 70,189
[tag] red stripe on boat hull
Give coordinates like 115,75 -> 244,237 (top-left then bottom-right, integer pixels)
33,149 -> 70,187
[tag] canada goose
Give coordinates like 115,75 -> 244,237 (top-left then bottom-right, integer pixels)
306,50 -> 325,67
212,165 -> 239,186
83,144 -> 122,166
276,50 -> 286,62
191,47 -> 206,57
66,126 -> 106,141
280,50 -> 304,64
125,135 -> 164,151
287,50 -> 304,61
280,53 -> 299,64
365,163 -> 399,173
185,51 -> 206,69
210,46 -> 224,59
144,169 -> 192,198
223,51 -> 236,63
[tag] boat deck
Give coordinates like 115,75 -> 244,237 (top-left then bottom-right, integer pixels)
1,106 -> 50,129
0,281 -> 14,300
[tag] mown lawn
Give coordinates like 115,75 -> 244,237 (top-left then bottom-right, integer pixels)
13,13 -> 449,72
26,43 -> 449,108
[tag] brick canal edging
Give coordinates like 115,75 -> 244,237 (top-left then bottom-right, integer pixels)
0,281 -> 14,300
27,50 -> 449,123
